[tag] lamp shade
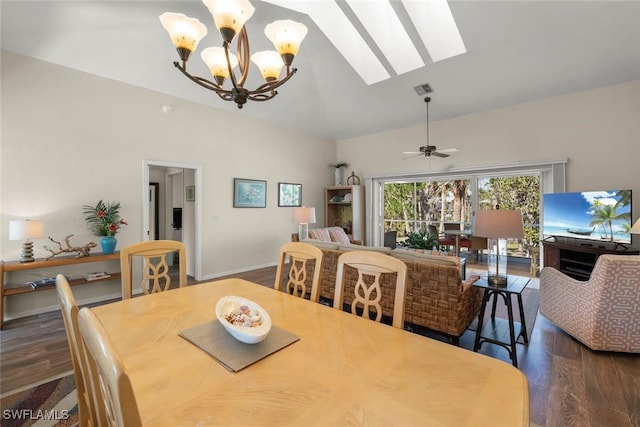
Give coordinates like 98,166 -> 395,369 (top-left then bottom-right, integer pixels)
201,46 -> 238,80
159,12 -> 208,52
292,207 -> 316,224
251,50 -> 284,81
203,0 -> 255,43
631,218 -> 640,234
9,220 -> 44,241
473,210 -> 524,239
265,20 -> 308,66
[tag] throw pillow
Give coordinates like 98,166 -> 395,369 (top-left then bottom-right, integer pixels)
308,228 -> 332,242
327,227 -> 351,244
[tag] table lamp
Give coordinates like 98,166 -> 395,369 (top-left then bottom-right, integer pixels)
631,218 -> 640,234
292,207 -> 316,240
473,210 -> 524,286
9,219 -> 45,263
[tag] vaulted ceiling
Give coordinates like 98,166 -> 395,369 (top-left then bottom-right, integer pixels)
2,1 -> 640,140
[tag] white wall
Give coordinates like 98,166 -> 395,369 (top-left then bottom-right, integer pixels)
2,48 -> 639,319
337,80 -> 640,246
0,50 -> 335,319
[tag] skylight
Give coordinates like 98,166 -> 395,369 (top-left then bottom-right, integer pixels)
262,0 -> 466,85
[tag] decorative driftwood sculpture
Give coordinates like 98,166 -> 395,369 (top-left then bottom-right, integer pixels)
43,235 -> 97,260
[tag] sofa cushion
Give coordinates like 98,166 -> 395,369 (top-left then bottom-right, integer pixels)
390,248 -> 460,269
302,238 -> 340,250
337,243 -> 392,254
308,228 -> 332,242
327,227 -> 351,244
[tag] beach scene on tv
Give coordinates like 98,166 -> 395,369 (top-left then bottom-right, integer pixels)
543,190 -> 632,244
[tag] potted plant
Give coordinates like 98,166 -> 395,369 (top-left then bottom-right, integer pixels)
83,200 -> 127,254
404,229 -> 438,250
328,161 -> 349,186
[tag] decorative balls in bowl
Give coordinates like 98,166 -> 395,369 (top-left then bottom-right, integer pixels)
215,296 -> 272,344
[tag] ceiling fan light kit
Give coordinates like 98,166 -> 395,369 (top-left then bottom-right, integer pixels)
159,0 -> 307,109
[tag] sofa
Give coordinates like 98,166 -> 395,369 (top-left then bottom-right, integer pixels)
300,238 -> 482,344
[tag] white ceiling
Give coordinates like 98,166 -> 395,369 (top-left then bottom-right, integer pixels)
2,1 -> 640,141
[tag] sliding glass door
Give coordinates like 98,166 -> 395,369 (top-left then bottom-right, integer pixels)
384,179 -> 471,242
372,160 -> 563,257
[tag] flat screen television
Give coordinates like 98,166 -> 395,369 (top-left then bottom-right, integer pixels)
542,190 -> 632,245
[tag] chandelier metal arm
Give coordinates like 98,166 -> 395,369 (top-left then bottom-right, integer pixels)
252,67 -> 297,94
235,27 -> 251,88
174,59 -> 298,102
173,61 -> 232,96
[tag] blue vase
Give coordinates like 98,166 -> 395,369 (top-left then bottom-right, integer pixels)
101,236 -> 117,254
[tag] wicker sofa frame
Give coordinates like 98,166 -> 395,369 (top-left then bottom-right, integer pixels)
306,247 -> 483,345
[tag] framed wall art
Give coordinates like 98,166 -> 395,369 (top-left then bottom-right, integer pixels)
233,178 -> 267,208
186,185 -> 195,202
278,182 -> 302,207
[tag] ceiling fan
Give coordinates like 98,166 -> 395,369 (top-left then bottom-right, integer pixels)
403,97 -> 459,159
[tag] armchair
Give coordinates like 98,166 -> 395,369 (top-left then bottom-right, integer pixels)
539,254 -> 640,353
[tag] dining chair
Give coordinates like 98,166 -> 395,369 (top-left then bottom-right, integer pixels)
274,242 -> 323,302
55,274 -> 105,427
78,307 -> 143,427
427,224 -> 456,248
333,250 -> 408,329
120,240 -> 187,299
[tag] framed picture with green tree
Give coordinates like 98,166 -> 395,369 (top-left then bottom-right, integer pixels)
278,183 -> 302,207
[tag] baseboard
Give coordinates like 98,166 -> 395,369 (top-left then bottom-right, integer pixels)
198,261 -> 278,282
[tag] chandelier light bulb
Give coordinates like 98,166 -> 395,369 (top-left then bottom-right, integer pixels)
251,51 -> 284,81
203,0 -> 255,44
159,12 -> 208,61
265,20 -> 308,66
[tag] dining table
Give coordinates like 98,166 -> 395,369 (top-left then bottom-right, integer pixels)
444,229 -> 472,256
91,278 -> 529,426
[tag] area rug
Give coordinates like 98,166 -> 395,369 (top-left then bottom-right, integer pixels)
0,374 -> 78,427
467,286 -> 540,344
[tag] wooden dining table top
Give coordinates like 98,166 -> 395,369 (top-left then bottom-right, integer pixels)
91,278 -> 529,426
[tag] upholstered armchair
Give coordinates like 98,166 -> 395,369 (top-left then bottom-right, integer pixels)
539,254 -> 640,353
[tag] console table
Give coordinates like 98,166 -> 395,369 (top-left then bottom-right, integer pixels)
473,275 -> 530,368
0,252 -> 121,329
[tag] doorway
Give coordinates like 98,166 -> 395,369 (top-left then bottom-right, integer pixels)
149,182 -> 159,240
143,160 -> 202,281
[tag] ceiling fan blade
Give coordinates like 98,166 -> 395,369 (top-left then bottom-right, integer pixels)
402,153 -> 424,160
438,148 -> 460,153
402,151 -> 422,154
431,152 -> 450,158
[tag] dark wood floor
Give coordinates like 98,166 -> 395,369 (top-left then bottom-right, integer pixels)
1,264 -> 639,427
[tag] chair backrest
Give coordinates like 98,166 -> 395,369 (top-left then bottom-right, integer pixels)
274,242 -> 323,302
78,308 -> 143,427
333,250 -> 408,329
443,222 -> 463,236
120,240 -> 187,299
55,274 -> 105,427
591,254 -> 640,293
427,224 -> 441,243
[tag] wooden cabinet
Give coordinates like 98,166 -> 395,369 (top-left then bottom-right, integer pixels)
542,240 -> 638,280
325,185 -> 365,243
1,252 -> 121,328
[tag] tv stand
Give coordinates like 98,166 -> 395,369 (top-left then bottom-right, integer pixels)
543,241 -> 638,280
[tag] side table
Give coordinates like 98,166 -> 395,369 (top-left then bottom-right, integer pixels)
472,275 -> 530,367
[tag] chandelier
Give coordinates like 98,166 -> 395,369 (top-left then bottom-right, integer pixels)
160,0 -> 307,109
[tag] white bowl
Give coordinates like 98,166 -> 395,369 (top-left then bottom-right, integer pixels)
215,296 -> 272,344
